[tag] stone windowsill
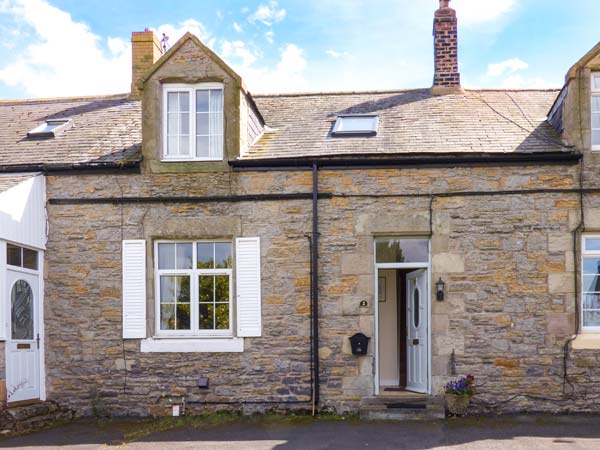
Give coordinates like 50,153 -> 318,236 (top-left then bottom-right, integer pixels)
140,337 -> 244,353
571,333 -> 600,350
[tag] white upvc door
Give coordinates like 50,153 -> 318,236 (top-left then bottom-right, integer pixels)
406,269 -> 428,394
6,270 -> 40,403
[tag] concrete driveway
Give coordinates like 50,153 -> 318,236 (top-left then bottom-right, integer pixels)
1,415 -> 600,449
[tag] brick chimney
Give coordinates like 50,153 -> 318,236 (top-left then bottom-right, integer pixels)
432,0 -> 462,95
130,29 -> 162,98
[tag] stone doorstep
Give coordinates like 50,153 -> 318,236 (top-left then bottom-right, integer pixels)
0,401 -> 74,435
359,395 -> 445,421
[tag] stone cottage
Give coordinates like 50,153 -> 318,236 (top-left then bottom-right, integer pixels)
1,0 -> 600,421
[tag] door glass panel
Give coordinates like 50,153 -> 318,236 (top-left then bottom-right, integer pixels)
11,280 -> 33,340
22,248 -> 38,270
7,244 -> 21,267
413,285 -> 420,328
376,239 -> 428,263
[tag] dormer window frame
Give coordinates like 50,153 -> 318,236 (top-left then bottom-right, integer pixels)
592,73 -> 600,151
162,82 -> 224,162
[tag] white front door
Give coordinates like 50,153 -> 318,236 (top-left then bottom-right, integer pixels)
406,269 -> 428,393
6,270 -> 40,403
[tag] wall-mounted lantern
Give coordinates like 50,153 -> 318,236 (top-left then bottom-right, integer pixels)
349,333 -> 370,356
436,278 -> 446,301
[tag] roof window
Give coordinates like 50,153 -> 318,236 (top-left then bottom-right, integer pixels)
27,118 -> 73,138
332,114 -> 379,136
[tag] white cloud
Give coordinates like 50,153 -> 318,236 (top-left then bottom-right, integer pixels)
154,19 -> 214,50
248,1 -> 286,26
233,22 -> 243,33
265,31 -> 275,44
0,0 -> 130,97
487,58 -> 528,77
454,0 -> 516,26
221,40 -> 307,93
326,50 -> 350,59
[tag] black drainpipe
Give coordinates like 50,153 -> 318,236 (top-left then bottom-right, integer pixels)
312,162 -> 320,409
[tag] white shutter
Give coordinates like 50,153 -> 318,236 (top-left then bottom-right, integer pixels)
122,240 -> 147,339
236,237 -> 262,337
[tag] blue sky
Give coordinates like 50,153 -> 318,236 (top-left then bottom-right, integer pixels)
0,0 -> 599,99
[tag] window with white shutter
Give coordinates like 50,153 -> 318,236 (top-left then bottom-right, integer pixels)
122,240 -> 147,339
236,237 -> 262,337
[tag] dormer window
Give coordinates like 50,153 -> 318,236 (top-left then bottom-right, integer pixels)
332,114 -> 379,137
162,83 -> 224,161
27,118 -> 73,138
592,73 -> 600,150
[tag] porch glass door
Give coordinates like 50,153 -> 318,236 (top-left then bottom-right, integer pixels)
406,269 -> 428,393
6,270 -> 40,403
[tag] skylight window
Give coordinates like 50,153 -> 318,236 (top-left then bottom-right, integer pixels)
27,118 -> 73,138
332,114 -> 379,136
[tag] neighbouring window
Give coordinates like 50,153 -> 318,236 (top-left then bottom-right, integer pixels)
155,241 -> 233,336
6,244 -> 38,271
162,83 -> 224,161
375,238 -> 429,264
592,73 -> 600,150
332,114 -> 379,136
582,236 -> 600,331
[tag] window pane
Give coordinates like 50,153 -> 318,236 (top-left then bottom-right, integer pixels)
167,136 -> 178,156
176,304 -> 191,330
196,136 -> 210,158
209,134 -> 223,158
179,92 -> 190,112
196,90 -> 209,112
583,275 -> 600,293
593,130 -> 600,147
197,243 -> 214,269
199,303 -> 214,330
22,248 -> 38,270
592,113 -> 600,129
160,276 -> 190,303
7,244 -> 21,267
376,239 -> 428,263
175,243 -> 193,270
593,75 -> 600,91
592,96 -> 600,112
584,311 -> 600,328
585,238 -> 600,252
583,257 -> 600,275
160,304 -> 175,330
196,112 -> 209,135
210,89 -> 223,111
11,280 -> 33,340
583,293 -> 600,309
167,92 -> 179,112
413,286 -> 420,328
215,275 -> 229,303
158,243 -> 175,269
179,135 -> 190,155
216,303 -> 229,329
167,113 -> 179,135
180,113 -> 190,135
215,243 -> 232,268
199,275 -> 214,303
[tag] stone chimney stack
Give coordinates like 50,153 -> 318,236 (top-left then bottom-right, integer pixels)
130,29 -> 162,98
432,0 -> 462,95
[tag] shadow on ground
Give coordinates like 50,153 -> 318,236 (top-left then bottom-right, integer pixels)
2,414 -> 600,450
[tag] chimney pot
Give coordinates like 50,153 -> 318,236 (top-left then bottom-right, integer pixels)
130,30 -> 162,98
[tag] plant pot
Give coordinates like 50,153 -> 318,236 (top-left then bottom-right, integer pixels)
445,393 -> 471,416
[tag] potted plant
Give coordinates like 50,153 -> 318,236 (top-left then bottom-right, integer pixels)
444,374 -> 475,416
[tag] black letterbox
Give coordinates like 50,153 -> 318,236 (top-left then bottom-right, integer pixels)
349,333 -> 370,356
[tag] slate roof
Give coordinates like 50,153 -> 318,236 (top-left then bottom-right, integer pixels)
0,88 -> 571,169
247,89 -> 570,160
0,94 -> 141,170
0,173 -> 36,193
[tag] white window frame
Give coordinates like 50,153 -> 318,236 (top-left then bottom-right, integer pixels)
592,73 -> 600,151
154,240 -> 233,338
161,83 -> 224,162
581,234 -> 600,332
332,114 -> 379,137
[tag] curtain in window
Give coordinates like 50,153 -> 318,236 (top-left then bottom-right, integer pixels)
167,92 -> 190,156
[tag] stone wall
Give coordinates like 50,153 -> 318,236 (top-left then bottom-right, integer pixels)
42,160 -> 600,416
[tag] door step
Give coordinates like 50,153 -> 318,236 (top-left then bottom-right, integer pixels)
360,396 -> 445,421
0,400 -> 74,435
